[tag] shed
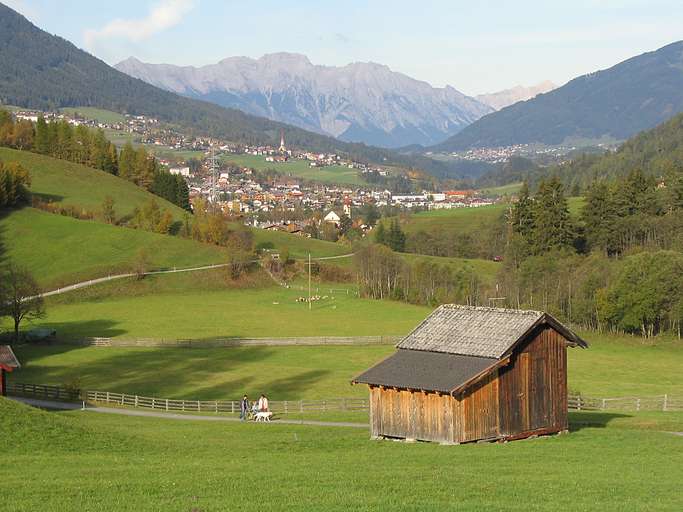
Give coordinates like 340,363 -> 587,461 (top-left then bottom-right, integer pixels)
0,345 -> 21,396
352,305 -> 588,444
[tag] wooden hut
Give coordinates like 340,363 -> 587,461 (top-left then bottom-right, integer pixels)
0,345 -> 20,397
352,305 -> 588,444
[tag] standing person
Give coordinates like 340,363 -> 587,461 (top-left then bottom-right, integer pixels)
258,394 -> 269,412
240,395 -> 249,421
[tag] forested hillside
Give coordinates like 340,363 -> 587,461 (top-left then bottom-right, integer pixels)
433,41 -> 683,151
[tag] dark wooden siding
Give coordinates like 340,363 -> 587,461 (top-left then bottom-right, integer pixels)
370,386 -> 455,443
496,326 -> 568,438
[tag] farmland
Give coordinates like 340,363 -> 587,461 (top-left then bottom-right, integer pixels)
1,397 -> 682,511
9,329 -> 683,399
6,275 -> 430,341
59,107 -> 125,124
222,153 -> 367,186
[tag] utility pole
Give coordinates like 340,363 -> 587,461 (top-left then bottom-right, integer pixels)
308,253 -> 312,311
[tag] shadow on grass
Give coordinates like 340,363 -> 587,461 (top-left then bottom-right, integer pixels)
569,411 -> 632,431
11,341 -> 333,401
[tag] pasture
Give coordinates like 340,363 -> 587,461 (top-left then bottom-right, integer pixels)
59,107 -> 125,124
0,147 -> 187,219
9,330 -> 683,400
1,397 -> 682,511
10,276 -> 430,341
222,153 -> 366,186
0,208 -> 228,288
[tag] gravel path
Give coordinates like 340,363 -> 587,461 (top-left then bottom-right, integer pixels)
11,397 -> 367,429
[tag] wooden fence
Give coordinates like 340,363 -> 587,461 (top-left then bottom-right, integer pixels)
7,382 -> 682,414
62,336 -> 401,348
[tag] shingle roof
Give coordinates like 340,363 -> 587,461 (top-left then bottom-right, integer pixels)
0,345 -> 20,369
352,349 -> 497,393
396,305 -> 586,359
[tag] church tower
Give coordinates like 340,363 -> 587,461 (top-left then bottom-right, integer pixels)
279,129 -> 286,153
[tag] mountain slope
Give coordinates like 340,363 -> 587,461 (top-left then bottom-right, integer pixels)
115,54 -> 492,148
0,4 -> 412,165
434,41 -> 683,151
475,81 -> 556,111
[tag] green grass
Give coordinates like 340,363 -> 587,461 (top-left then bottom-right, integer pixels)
400,252 -> 500,285
59,107 -> 125,124
9,328 -> 683,400
0,147 -> 186,220
251,227 -> 350,260
8,277 -> 429,342
0,208 -> 229,288
480,182 -> 523,196
1,397 -> 682,511
223,153 -> 366,186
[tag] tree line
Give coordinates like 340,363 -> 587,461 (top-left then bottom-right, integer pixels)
0,160 -> 30,207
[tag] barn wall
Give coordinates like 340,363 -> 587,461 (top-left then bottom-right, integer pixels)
496,326 -> 568,438
370,386 -> 455,443
457,369 -> 500,443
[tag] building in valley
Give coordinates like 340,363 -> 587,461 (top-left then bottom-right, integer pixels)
352,305 -> 588,444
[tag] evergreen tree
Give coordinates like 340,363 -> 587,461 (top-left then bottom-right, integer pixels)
175,175 -> 191,211
387,219 -> 406,252
531,177 -> 574,253
511,181 -> 535,244
34,117 -> 49,154
118,141 -> 135,181
374,221 -> 386,245
339,214 -> 353,236
582,181 -> 619,255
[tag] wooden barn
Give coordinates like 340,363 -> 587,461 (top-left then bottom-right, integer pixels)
352,306 -> 588,444
0,345 -> 21,397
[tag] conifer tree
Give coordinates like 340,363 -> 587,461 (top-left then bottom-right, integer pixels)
531,177 -> 574,253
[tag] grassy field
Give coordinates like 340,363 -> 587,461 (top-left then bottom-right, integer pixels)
6,275 -> 429,341
0,147 -> 186,220
480,182 -> 523,196
1,397 -> 682,511
400,252 -> 500,284
0,208 -> 230,288
400,197 -> 585,236
223,153 -> 366,186
9,329 -> 683,400
59,107 -> 125,124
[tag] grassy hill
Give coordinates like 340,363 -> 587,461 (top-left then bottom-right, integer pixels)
0,147 -> 187,220
0,208 -> 228,288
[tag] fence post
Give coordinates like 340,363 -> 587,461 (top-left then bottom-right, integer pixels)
231,401 -> 235,414
663,394 -> 668,412
601,398 -> 606,410
300,400 -> 304,413
577,396 -> 582,411
284,400 -> 288,414
636,398 -> 641,411
106,391 -> 110,404
197,400 -> 201,412
135,395 -> 138,408
166,399 -> 169,412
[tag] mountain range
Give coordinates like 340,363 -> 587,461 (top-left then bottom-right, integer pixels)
0,3 -> 441,172
475,81 -> 556,111
433,41 -> 683,152
115,54 -> 492,149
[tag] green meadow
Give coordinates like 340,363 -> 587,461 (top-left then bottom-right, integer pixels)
223,153 -> 366,186
1,397 -> 682,511
59,107 -> 125,124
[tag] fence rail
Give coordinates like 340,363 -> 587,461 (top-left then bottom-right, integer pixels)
7,383 -> 682,413
61,336 -> 401,348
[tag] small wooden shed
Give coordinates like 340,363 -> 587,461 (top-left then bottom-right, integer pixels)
352,305 -> 588,444
0,345 -> 21,397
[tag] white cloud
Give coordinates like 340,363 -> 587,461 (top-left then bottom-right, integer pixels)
84,0 -> 197,50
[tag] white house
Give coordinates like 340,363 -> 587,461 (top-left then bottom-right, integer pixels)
324,211 -> 341,226
169,166 -> 191,177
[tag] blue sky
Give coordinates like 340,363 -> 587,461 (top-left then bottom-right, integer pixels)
5,0 -> 683,95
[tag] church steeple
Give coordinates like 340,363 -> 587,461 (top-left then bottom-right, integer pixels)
279,129 -> 286,152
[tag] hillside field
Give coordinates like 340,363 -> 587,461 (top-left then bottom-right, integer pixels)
0,208 -> 229,288
5,274 -> 430,341
59,107 -> 125,124
0,147 -> 187,220
222,153 -> 366,186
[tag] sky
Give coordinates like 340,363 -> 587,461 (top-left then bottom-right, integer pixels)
4,0 -> 683,95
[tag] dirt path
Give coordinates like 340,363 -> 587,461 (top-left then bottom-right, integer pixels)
11,397 -> 367,429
